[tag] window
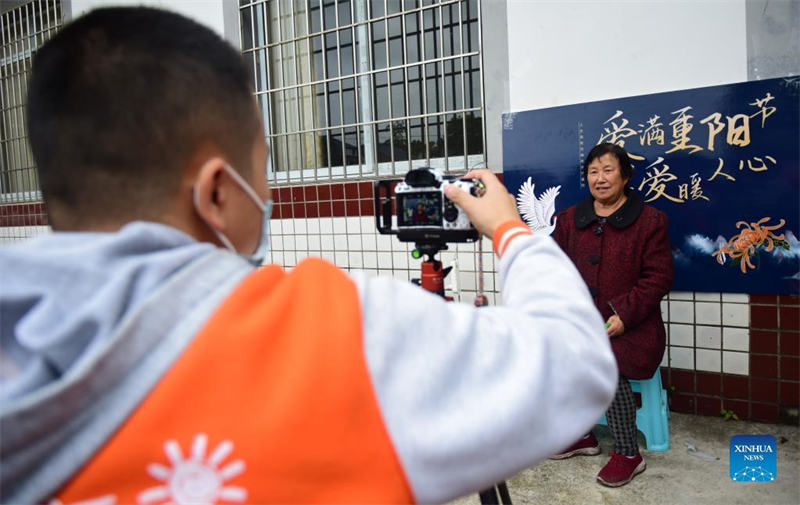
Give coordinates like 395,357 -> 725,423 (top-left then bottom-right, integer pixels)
0,0 -> 62,204
239,0 -> 486,184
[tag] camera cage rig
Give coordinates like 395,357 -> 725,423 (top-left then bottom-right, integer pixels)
374,167 -> 480,249
374,167 -> 481,297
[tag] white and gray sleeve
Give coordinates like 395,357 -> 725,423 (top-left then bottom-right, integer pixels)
349,233 -> 617,503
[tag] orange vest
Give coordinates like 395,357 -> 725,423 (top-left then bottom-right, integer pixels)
54,258 -> 414,504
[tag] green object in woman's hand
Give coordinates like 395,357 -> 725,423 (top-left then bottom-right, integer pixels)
604,321 -> 611,329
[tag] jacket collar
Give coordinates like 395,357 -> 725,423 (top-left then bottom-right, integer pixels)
574,191 -> 644,230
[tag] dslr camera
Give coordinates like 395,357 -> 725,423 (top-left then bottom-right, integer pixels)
375,167 -> 483,244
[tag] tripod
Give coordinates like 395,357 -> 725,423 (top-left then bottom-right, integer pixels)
410,242 -> 513,505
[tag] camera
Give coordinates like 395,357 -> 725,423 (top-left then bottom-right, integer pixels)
375,167 -> 483,244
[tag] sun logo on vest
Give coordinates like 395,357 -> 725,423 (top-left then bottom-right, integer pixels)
137,433 -> 247,505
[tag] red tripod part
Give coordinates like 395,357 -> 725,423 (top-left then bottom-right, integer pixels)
418,259 -> 454,301
411,245 -> 453,300
420,259 -> 445,295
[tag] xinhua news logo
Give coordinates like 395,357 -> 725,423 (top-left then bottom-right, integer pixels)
729,434 -> 777,482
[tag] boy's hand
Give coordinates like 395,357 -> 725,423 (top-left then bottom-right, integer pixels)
443,169 -> 520,239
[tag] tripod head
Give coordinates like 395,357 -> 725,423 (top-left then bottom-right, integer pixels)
410,240 -> 453,298
411,241 -> 448,262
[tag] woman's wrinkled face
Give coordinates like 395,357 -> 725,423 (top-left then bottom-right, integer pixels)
586,153 -> 629,204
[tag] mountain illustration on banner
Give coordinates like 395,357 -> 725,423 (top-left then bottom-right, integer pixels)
516,177 -> 561,236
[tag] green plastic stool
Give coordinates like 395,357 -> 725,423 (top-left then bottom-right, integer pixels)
597,367 -> 670,452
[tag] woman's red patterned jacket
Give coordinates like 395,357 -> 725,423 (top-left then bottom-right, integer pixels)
554,191 -> 674,379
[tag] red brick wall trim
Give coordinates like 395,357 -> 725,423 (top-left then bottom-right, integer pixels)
0,203 -> 48,227
273,181 -> 383,220
1,174 -> 508,224
270,173 -> 505,220
662,367 -> 798,424
1,182 -> 383,223
748,291 -> 799,420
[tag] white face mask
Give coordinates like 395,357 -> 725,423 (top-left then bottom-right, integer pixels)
193,164 -> 274,266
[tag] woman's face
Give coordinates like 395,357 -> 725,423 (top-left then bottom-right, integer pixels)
586,153 -> 629,204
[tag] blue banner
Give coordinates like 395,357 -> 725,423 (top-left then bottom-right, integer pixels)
503,77 -> 800,294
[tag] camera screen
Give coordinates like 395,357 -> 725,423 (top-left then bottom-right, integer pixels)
398,192 -> 441,227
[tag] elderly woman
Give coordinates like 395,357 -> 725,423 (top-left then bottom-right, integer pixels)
550,142 -> 673,487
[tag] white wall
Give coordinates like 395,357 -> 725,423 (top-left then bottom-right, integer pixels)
67,0 -> 240,48
506,0 -> 748,111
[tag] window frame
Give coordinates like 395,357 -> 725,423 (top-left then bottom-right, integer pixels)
239,0 -> 488,186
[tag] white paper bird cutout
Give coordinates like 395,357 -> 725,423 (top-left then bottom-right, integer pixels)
516,177 -> 561,236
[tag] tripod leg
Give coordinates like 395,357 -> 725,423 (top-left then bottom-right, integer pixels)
478,487 -> 499,505
497,481 -> 512,504
478,481 -> 512,505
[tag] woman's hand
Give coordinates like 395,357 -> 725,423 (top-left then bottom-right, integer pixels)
605,315 -> 625,338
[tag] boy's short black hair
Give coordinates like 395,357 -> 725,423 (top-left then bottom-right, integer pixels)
582,142 -> 634,183
27,7 -> 260,228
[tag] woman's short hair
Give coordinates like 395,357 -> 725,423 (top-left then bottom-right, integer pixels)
582,142 -> 634,183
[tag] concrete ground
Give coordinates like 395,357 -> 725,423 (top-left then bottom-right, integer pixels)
450,412 -> 799,505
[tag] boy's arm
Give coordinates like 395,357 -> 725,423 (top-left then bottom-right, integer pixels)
351,225 -> 617,503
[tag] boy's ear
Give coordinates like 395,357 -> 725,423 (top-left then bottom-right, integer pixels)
191,157 -> 229,232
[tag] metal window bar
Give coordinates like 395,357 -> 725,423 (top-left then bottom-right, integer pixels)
304,0 -> 320,179
335,1 -> 346,179
365,0 -> 380,176
419,4 -> 430,162
356,0 -> 375,177
8,7 -> 23,194
1,13 -> 10,195
436,1 -> 448,173
1,0 -> 61,205
348,0 -> 364,181
317,1 -> 332,181
457,2 -> 467,168
383,1 -> 395,174
289,1 -> 305,185
474,0 -> 487,168
20,4 -> 32,189
276,1 -> 290,182
266,2 -> 281,181
400,4 -> 410,169
1,17 -> 10,194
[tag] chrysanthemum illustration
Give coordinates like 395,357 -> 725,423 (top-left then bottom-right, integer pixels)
712,217 -> 788,273
137,433 -> 247,505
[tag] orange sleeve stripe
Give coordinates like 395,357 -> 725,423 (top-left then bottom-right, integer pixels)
493,219 -> 532,257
